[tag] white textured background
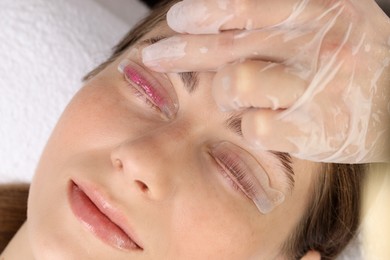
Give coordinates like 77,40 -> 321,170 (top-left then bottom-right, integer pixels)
0,0 -> 148,183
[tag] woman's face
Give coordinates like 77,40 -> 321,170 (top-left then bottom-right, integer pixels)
28,24 -> 318,260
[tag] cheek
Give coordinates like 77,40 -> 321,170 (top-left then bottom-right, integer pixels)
168,185 -> 264,258
46,84 -> 158,156
31,83 -> 156,202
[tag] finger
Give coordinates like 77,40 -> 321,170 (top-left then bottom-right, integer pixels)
212,60 -> 307,111
167,0 -> 319,34
142,29 -> 310,72
241,109 -> 301,154
300,251 -> 321,260
242,108 -> 336,162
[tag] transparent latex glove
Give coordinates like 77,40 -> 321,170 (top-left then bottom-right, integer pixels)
142,0 -> 390,163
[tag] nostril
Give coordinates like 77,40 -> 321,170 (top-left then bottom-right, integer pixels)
135,180 -> 149,193
114,159 -> 123,170
113,158 -> 149,193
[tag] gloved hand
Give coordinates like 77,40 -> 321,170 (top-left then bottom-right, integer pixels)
142,0 -> 390,163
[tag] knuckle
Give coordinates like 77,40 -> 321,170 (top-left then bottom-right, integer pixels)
217,31 -> 236,59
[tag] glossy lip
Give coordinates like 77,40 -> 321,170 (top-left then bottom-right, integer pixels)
68,179 -> 144,251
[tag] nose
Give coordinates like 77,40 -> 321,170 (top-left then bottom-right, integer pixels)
110,128 -> 189,201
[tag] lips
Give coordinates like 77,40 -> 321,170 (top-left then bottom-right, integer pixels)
68,180 -> 143,251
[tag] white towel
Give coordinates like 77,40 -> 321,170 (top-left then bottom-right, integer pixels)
0,0 -> 148,183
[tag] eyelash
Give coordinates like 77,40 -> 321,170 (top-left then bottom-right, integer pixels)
120,60 -> 178,121
211,152 -> 256,199
129,85 -> 162,114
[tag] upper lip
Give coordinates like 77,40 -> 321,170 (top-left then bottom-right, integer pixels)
71,179 -> 143,250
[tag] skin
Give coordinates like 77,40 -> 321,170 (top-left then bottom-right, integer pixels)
1,24 -> 320,260
143,0 -> 390,163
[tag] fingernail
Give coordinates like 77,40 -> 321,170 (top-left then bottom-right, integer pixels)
142,36 -> 187,67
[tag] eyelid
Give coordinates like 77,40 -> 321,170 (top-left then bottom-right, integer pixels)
210,142 -> 285,214
118,59 -> 179,120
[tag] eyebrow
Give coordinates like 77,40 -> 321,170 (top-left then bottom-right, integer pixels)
139,36 -> 295,189
270,151 -> 295,189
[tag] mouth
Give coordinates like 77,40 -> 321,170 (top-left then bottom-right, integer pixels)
68,180 -> 143,251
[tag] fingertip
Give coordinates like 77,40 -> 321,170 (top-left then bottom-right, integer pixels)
301,250 -> 321,260
241,110 -> 272,149
141,36 -> 189,72
167,0 -> 235,34
141,60 -> 165,73
241,110 -> 298,153
166,1 -> 187,33
141,46 -> 167,72
212,64 -> 254,112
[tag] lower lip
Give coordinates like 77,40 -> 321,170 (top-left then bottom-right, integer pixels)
68,181 -> 139,251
